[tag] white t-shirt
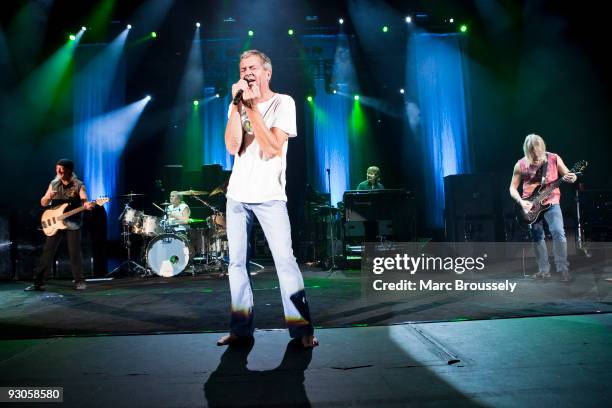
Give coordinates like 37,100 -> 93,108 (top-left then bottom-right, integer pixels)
167,203 -> 190,231
226,93 -> 297,203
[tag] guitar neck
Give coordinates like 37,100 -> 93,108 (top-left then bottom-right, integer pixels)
537,171 -> 580,200
539,178 -> 564,197
58,204 -> 89,220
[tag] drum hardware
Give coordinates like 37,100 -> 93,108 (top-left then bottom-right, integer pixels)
111,190 -> 236,277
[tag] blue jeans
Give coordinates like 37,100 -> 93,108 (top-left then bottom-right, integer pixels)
530,204 -> 569,273
226,198 -> 314,338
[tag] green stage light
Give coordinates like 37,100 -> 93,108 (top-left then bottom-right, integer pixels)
382,26 -> 389,33
69,34 -> 76,41
354,94 -> 360,101
248,30 -> 254,37
193,100 -> 199,106
460,25 -> 468,33
288,29 -> 294,36
151,31 -> 157,38
306,95 -> 313,102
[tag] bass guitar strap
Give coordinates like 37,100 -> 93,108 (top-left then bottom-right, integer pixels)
539,153 -> 549,191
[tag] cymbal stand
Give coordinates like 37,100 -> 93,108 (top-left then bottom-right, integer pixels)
191,195 -> 220,213
108,202 -> 149,277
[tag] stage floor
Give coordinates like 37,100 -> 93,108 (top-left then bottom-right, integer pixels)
0,313 -> 610,407
1,260 -> 612,339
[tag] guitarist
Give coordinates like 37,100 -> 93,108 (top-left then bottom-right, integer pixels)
25,159 -> 94,291
509,134 -> 577,282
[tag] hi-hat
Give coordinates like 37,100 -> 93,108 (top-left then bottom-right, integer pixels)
177,189 -> 208,196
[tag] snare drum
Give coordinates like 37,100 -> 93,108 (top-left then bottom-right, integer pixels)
145,233 -> 192,277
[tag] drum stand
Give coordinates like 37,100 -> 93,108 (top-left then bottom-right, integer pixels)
108,206 -> 149,277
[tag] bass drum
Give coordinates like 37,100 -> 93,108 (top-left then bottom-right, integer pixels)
145,233 -> 192,277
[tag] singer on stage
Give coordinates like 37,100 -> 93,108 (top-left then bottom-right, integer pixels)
218,49 -> 318,348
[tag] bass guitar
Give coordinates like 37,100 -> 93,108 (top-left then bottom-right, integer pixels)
516,160 -> 587,225
41,197 -> 109,236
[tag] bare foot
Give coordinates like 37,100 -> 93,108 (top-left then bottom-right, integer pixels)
301,335 -> 319,348
216,333 -> 239,346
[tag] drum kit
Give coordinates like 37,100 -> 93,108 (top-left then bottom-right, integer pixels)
112,189 -> 228,278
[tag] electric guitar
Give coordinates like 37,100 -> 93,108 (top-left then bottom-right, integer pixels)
516,160 -> 588,225
41,197 -> 109,236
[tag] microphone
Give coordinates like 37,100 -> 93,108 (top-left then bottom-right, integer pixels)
233,78 -> 255,105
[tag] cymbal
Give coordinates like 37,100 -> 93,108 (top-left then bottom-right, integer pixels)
177,189 -> 208,196
209,185 -> 225,196
119,193 -> 145,198
188,218 -> 206,223
159,202 -> 171,206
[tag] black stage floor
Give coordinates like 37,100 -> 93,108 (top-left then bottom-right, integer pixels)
1,314 -> 611,407
2,259 -> 612,340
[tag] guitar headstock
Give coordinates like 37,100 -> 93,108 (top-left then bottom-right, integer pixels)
95,197 -> 110,206
571,160 -> 588,174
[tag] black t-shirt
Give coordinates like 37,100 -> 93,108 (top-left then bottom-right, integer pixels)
356,180 -> 385,190
49,178 -> 85,228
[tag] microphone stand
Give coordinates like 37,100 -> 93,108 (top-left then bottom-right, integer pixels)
326,168 -> 342,275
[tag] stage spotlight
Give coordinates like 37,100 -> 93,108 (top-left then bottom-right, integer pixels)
196,22 -> 201,28
127,24 -> 132,30
69,34 -> 76,41
248,30 -> 254,37
288,28 -> 294,36
215,93 -> 220,98
460,24 -> 468,32
354,95 -> 360,101
382,26 -> 389,33
81,26 -> 87,31
400,88 -> 405,94
333,89 -> 337,94
145,95 -> 152,101
193,100 -> 199,106
405,16 -> 412,23
449,18 -> 454,23
306,95 -> 313,102
150,31 -> 157,38
339,18 -> 344,25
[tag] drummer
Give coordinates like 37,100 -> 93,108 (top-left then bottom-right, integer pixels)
166,191 -> 191,233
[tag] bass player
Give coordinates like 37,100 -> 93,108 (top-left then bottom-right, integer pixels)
25,159 -> 94,291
